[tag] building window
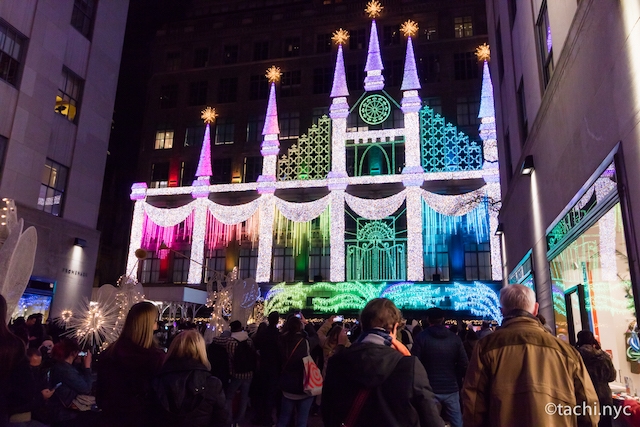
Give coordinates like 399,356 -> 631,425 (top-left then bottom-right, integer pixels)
517,78 -> 528,142
0,21 -> 26,86
249,75 -> 269,100
346,63 -> 365,90
165,51 -> 180,71
70,0 -> 96,38
537,1 -> 554,87
349,29 -> 366,50
272,247 -> 294,282
253,41 -> 269,61
0,135 -> 6,182
193,48 -> 209,68
37,159 -> 68,216
424,18 -> 438,41
159,84 -> 178,108
280,71 -> 301,97
55,68 -> 83,122
313,67 -> 333,94
244,156 -> 263,182
465,242 -> 491,280
284,37 -> 300,57
386,59 -> 403,87
180,161 -> 195,186
214,118 -> 234,145
316,33 -> 332,53
188,81 -> 207,106
203,249 -> 226,283
139,252 -> 161,284
309,247 -> 330,282
184,124 -> 204,147
312,107 -> 329,124
420,54 -> 440,83
155,126 -> 174,149
172,250 -> 190,284
423,97 -> 442,116
223,44 -> 238,64
246,115 -> 265,143
279,112 -> 299,140
454,52 -> 479,80
454,16 -> 473,38
238,248 -> 257,279
218,77 -> 237,103
424,240 -> 449,281
383,25 -> 401,46
456,96 -> 480,126
150,162 -> 169,188
211,158 -> 232,184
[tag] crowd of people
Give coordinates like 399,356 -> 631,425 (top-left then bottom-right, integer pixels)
0,284 -> 625,427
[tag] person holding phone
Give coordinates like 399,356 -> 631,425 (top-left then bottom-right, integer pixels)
318,315 -> 350,375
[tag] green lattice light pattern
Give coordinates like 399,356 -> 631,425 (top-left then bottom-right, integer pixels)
278,116 -> 331,181
419,105 -> 483,172
359,94 -> 391,125
346,217 -> 406,282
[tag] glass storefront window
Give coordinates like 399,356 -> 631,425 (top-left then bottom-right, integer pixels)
550,202 -> 638,389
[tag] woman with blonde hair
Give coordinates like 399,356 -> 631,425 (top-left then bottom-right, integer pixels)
96,301 -> 165,427
150,329 -> 229,427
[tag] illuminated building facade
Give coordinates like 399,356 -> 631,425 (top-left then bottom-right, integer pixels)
487,0 -> 640,386
0,0 -> 129,318
123,0 -> 504,321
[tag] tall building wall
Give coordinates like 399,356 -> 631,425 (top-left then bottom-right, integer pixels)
0,0 -> 129,316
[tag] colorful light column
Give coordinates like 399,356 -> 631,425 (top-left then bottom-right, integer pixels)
363,1 -> 385,92
126,183 -> 147,275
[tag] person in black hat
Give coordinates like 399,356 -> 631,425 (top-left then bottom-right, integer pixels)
411,307 -> 468,427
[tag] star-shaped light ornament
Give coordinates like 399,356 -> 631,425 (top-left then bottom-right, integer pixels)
332,28 -> 350,46
265,66 -> 282,83
401,20 -> 419,38
365,0 -> 383,18
475,43 -> 491,62
201,107 -> 218,124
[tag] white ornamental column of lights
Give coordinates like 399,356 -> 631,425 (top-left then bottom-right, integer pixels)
363,1 -> 385,92
400,20 -> 424,281
256,67 -> 281,282
327,29 -> 350,282
126,183 -> 148,275
328,28 -> 350,180
476,44 -> 503,281
188,107 -> 217,284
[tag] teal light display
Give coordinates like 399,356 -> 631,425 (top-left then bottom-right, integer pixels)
346,216 -> 406,282
264,281 -> 503,322
359,94 -> 392,125
278,116 -> 331,181
345,136 -> 404,177
419,105 -> 483,172
422,199 -> 490,265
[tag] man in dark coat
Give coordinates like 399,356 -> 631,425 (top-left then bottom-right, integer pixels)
251,311 -> 282,426
322,298 -> 444,427
412,307 -> 468,427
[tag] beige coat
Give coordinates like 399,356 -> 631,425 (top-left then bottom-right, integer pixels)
462,314 -> 600,427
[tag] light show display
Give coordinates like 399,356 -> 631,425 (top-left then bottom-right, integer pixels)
125,2 -> 503,317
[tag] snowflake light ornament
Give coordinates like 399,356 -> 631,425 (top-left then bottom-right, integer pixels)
201,107 -> 217,124
265,66 -> 282,83
400,20 -> 419,38
332,28 -> 349,45
365,0 -> 383,18
476,43 -> 491,62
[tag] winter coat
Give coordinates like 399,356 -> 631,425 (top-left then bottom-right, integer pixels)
95,337 -> 165,427
411,324 -> 468,394
150,358 -> 229,427
317,319 -> 351,364
212,330 -> 255,379
278,324 -> 318,396
49,360 -> 93,422
462,312 -> 600,427
577,344 -> 617,406
322,341 -> 445,427
253,324 -> 282,374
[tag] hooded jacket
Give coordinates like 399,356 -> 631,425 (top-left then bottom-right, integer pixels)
322,339 -> 445,427
577,344 -> 616,406
462,312 -> 600,427
150,358 -> 228,427
412,324 -> 468,394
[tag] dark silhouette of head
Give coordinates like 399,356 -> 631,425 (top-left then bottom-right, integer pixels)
230,320 -> 243,332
